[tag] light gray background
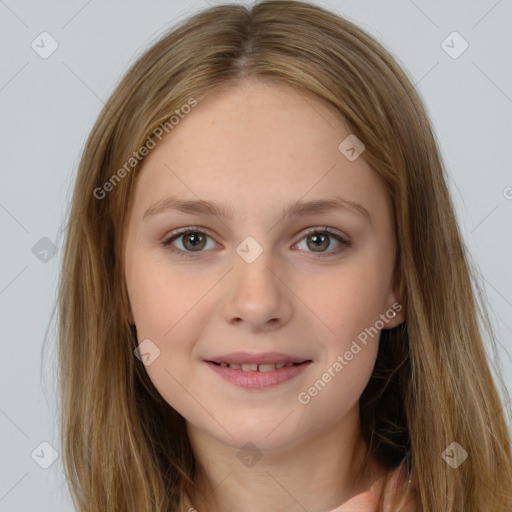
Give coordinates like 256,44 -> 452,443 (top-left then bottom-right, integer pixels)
1,0 -> 511,510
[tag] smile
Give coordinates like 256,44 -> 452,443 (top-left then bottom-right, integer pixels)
205,360 -> 312,389
210,361 -> 304,372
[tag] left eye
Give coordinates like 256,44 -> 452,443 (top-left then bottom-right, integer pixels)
162,227 -> 350,258
295,228 -> 349,255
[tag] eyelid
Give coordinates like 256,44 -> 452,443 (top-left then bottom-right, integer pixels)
162,225 -> 220,245
300,226 -> 350,243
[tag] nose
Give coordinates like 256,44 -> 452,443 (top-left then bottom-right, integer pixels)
221,247 -> 293,332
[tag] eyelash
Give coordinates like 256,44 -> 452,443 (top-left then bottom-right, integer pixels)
161,226 -> 351,259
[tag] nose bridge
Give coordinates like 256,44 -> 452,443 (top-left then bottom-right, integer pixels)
232,236 -> 279,299
222,234 -> 292,329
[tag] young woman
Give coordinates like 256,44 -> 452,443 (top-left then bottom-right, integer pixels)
58,1 -> 512,510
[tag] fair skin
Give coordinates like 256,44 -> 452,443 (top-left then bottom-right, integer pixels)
123,79 -> 405,512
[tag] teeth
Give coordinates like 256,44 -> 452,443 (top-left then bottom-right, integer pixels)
216,361 -> 302,371
241,363 -> 258,371
258,364 -> 277,372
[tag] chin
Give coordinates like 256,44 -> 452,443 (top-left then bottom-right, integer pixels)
211,418 -> 306,454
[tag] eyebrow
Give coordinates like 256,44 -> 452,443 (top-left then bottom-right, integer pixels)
142,195 -> 371,222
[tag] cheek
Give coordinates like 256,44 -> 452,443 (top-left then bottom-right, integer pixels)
296,258 -> 386,403
126,250 -> 199,332
125,255 -> 206,419
125,251 -> 207,386
304,261 -> 389,340
298,283 -> 381,423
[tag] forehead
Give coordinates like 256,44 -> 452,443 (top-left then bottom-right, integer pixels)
129,80 -> 388,222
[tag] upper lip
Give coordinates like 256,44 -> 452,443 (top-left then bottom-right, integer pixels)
205,351 -> 311,365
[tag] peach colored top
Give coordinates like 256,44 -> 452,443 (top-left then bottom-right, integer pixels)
327,461 -> 416,512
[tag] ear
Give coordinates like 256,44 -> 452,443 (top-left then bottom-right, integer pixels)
382,269 -> 406,329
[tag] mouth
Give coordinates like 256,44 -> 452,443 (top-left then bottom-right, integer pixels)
204,358 -> 312,389
206,361 -> 310,372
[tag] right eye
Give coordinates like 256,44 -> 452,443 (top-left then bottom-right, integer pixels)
162,228 -> 218,257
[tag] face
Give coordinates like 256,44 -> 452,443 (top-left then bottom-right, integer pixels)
123,79 -> 404,453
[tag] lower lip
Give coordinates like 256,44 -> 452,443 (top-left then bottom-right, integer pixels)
205,361 -> 312,389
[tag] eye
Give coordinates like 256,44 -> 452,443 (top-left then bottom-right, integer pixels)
294,227 -> 351,257
161,226 -> 351,258
162,228 -> 218,257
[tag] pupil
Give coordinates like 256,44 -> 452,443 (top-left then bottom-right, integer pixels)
186,233 -> 205,250
309,233 -> 328,251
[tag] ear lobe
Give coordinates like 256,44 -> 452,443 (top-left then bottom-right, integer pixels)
384,301 -> 405,329
383,271 -> 406,329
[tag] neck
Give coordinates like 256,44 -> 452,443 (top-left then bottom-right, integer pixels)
185,406 -> 387,512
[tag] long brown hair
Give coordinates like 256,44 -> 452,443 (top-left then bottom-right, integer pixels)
57,1 -> 512,510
